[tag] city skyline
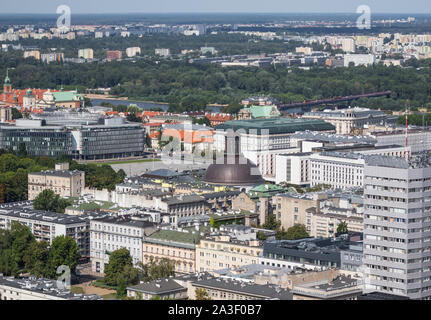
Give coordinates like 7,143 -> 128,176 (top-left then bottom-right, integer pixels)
2,0 -> 431,14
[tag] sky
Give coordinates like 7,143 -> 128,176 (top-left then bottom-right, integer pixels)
1,0 -> 431,14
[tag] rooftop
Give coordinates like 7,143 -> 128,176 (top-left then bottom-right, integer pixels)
92,215 -> 157,229
192,275 -> 292,300
215,118 -> 335,135
0,275 -> 102,300
365,152 -> 431,169
0,201 -> 100,225
127,278 -> 186,295
29,169 -> 84,178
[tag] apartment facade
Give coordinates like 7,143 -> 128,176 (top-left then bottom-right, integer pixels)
0,202 -> 90,257
28,165 -> 85,200
90,216 -> 157,274
310,206 -> 363,238
196,236 -> 263,273
142,228 -> 202,274
363,155 -> 431,299
273,193 -> 324,233
310,152 -> 365,189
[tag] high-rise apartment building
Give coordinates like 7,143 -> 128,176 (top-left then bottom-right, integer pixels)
78,48 -> 94,59
363,154 -> 431,299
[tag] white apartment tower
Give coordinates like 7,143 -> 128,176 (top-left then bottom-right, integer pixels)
363,154 -> 431,299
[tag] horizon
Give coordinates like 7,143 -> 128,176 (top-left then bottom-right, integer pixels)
2,0 -> 431,15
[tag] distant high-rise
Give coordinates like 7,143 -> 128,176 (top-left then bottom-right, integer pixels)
106,50 -> 122,61
363,154 -> 431,299
78,48 -> 94,60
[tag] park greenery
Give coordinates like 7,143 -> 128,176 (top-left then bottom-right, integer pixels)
0,222 -> 80,278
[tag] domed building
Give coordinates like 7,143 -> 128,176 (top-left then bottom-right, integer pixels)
204,135 -> 264,186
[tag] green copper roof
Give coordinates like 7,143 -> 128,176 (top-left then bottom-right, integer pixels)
53,91 -> 84,102
250,184 -> 285,193
248,184 -> 286,199
216,117 -> 335,135
244,105 -> 281,119
148,226 -> 210,244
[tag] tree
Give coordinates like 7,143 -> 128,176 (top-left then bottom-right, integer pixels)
11,108 -> 23,120
195,288 -> 212,300
137,257 -> 175,282
23,240 -> 50,277
33,189 -> 71,213
256,231 -> 267,241
0,249 -> 19,276
285,224 -> 310,240
337,221 -> 349,234
18,143 -> 27,157
46,235 -> 80,278
116,274 -> 128,298
262,214 -> 281,231
127,113 -> 142,123
104,248 -> 134,286
10,222 -> 35,270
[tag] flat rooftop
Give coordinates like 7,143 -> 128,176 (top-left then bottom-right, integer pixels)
215,118 -> 335,135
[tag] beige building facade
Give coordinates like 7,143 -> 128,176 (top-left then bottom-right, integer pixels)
28,163 -> 85,200
196,236 -> 263,273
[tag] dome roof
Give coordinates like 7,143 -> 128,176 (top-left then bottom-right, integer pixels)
204,155 -> 264,186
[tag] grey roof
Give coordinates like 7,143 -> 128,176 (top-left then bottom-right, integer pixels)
164,194 -> 205,205
92,215 -> 157,229
364,153 -> 431,169
291,131 -> 376,144
215,118 -> 335,135
0,201 -> 98,225
262,237 -> 357,265
127,278 -> 186,295
0,275 -> 102,300
292,275 -> 361,298
213,264 -> 293,281
201,191 -> 241,199
143,169 -> 183,178
192,276 -> 292,300
29,170 -> 84,178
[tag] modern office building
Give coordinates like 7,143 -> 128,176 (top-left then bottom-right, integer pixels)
363,154 -> 431,299
0,118 -> 145,160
